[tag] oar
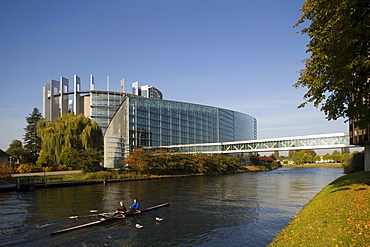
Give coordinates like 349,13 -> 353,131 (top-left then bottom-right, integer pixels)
69,212 -> 112,219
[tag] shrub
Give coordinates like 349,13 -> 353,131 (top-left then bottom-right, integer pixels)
343,152 -> 364,174
16,164 -> 37,173
84,171 -> 119,180
43,166 -> 53,172
0,164 -> 12,179
56,164 -> 68,171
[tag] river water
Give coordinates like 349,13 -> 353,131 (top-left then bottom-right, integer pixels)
0,167 -> 343,247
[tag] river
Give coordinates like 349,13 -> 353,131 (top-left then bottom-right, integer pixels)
0,167 -> 343,247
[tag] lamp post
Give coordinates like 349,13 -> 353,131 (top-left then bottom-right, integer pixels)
42,163 -> 47,183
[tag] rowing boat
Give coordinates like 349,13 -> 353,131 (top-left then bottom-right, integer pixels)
50,202 -> 171,235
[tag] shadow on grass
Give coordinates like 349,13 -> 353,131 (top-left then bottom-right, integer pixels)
328,171 -> 370,192
330,187 -> 351,193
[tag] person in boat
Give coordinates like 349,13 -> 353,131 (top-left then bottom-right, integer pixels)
113,201 -> 126,217
128,198 -> 140,214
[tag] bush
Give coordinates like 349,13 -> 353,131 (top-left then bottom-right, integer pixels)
56,164 -> 69,171
0,164 -> 12,179
43,166 -> 53,172
16,164 -> 37,173
343,152 -> 364,174
84,171 -> 119,180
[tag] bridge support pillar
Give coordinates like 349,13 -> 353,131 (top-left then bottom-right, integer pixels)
365,144 -> 370,172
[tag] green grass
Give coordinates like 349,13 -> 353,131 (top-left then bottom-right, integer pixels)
4,173 -> 86,184
269,171 -> 370,247
282,163 -> 343,168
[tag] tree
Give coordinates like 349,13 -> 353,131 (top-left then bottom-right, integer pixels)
74,148 -> 104,172
6,140 -> 26,165
342,147 -> 350,154
124,148 -> 151,173
23,108 -> 43,164
271,151 -> 280,160
343,151 -> 364,174
323,153 -> 332,162
36,150 -> 52,167
331,150 -> 342,163
288,150 -> 296,159
292,151 -> 305,164
303,149 -> 317,163
37,113 -> 103,167
294,1 -> 370,128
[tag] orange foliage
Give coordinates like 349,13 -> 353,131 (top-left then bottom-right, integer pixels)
0,164 -> 12,179
124,149 -> 151,171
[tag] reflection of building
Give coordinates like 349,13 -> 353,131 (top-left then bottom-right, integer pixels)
104,95 -> 257,168
42,75 -> 162,133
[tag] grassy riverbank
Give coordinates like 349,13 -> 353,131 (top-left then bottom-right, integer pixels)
5,172 -> 186,183
282,163 -> 342,168
269,171 -> 370,246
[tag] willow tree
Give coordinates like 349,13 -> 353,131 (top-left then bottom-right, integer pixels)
294,0 -> 370,128
37,113 -> 103,168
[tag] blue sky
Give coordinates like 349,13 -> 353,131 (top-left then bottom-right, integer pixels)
0,0 -> 349,151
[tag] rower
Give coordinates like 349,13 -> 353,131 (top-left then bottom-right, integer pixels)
113,201 -> 126,218
128,198 -> 140,214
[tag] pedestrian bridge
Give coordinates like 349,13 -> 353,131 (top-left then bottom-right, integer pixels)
146,132 -> 355,154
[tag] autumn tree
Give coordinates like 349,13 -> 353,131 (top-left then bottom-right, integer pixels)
125,150 -> 242,175
294,1 -> 370,128
124,148 -> 151,173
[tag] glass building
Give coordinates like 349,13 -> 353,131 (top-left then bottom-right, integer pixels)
89,90 -> 125,133
42,75 -> 163,134
104,95 -> 257,168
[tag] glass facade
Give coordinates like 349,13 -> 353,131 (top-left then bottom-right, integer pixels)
90,90 -> 125,133
104,95 -> 257,168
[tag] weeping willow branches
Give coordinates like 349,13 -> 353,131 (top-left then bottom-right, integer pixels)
37,113 -> 103,166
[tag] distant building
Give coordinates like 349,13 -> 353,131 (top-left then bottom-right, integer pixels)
0,149 -> 10,166
315,155 -> 333,164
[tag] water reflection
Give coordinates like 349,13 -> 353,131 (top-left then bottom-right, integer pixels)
0,167 -> 343,246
